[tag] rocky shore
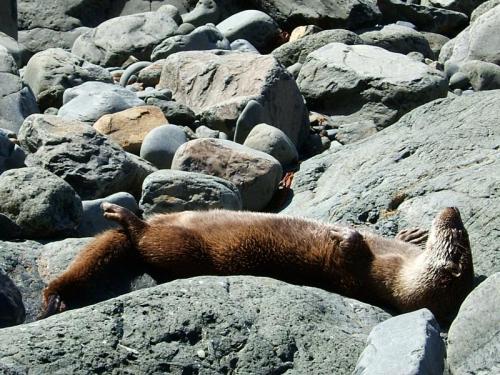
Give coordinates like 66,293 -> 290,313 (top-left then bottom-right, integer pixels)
0,0 -> 499,373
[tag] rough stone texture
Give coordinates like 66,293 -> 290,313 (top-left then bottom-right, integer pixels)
0,277 -> 391,374
442,5 -> 500,66
140,124 -> 188,169
297,43 -> 448,129
421,31 -> 450,58
172,138 -> 282,211
247,0 -> 381,31
0,32 -> 31,68
243,123 -> 299,167
145,98 -> 197,127
58,82 -> 145,124
158,51 -> 309,147
140,169 -> 242,217
93,106 -> 168,155
289,25 -> 323,42
137,59 -> 166,87
216,10 -> 281,53
422,0 -> 487,15
447,273 -> 500,374
76,192 -> 139,237
354,309 -> 445,375
0,132 -> 25,174
182,0 -> 223,27
0,269 -> 25,328
230,38 -> 260,53
471,0 -> 500,21
24,48 -> 112,110
459,60 -> 500,90
377,0 -> 469,37
272,29 -> 364,67
0,0 -> 17,40
283,90 -> 500,277
18,114 -> 152,200
151,24 -> 230,61
18,27 -> 90,56
360,24 -> 434,59
72,11 -> 178,67
0,167 -> 82,239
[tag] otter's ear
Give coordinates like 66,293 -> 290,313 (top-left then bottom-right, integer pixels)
445,261 -> 462,278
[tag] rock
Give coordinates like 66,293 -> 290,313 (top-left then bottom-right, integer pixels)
297,43 -> 448,129
421,31 -> 450,58
289,25 -> 323,42
58,82 -> 145,124
137,59 -> 166,87
176,22 -> 196,35
0,132 -> 25,174
76,192 -> 139,237
421,0 -> 486,15
140,169 -> 242,216
354,309 -> 445,374
19,27 -> 90,56
272,29 -> 363,68
0,276 -> 391,373
0,32 -> 31,67
137,88 -> 172,102
230,39 -> 260,53
0,0 -> 17,40
459,60 -> 500,90
243,124 -> 298,167
158,51 -> 309,148
140,124 -> 188,169
359,24 -> 434,59
287,62 -> 302,79
449,71 -> 471,90
250,0 -> 381,31
0,47 -> 39,134
152,24 -> 230,61
234,99 -> 272,144
93,106 -> 168,155
443,5 -> 500,66
377,0 -> 469,37
283,90 -> 500,277
0,213 -> 22,240
195,125 -> 222,138
23,48 -> 112,110
181,0 -> 222,27
145,98 -> 197,127
216,10 -> 281,53
72,11 -> 178,67
471,0 -> 500,21
157,4 -> 183,25
447,273 -> 500,374
119,61 -> 152,87
18,114 -> 153,200
171,138 -> 282,211
0,167 -> 82,239
0,269 -> 25,328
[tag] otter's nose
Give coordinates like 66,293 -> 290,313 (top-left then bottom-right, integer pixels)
435,207 -> 464,229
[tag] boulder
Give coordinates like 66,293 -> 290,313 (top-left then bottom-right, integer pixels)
0,132 -> 25,174
93,106 -> 168,155
0,32 -> 31,67
297,43 -> 448,129
354,309 -> 445,374
289,25 -> 323,42
18,114 -> 154,200
459,60 -> 500,90
145,98 -> 197,127
471,0 -> 500,21
72,11 -> 178,67
140,125 -> 188,169
0,269 -> 25,328
137,59 -> 166,87
0,277 -> 391,373
19,27 -> 90,56
171,138 -> 282,211
272,29 -> 364,67
0,0 -> 18,40
181,0 -> 222,27
151,24 -> 230,61
230,39 -> 260,53
283,90 -> 500,277
158,51 -> 309,148
58,82 -> 145,124
140,169 -> 242,217
23,48 -> 112,110
421,0 -> 487,15
421,31 -> 450,58
0,167 -> 83,239
447,273 -> 500,374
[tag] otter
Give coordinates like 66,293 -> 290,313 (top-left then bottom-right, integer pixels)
40,205 -> 473,323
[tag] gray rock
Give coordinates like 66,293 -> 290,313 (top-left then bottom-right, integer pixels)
287,62 -> 302,79
181,0 -> 221,27
0,213 -> 22,240
447,273 -> 500,374
158,51 -> 309,148
0,132 -> 25,174
421,0 -> 487,15
72,11 -> 178,67
137,59 -> 167,87
449,71 -> 470,90
471,0 -> 500,21
158,4 -> 183,25
140,169 -> 242,216
283,90 -> 500,277
140,124 -> 188,169
421,31 -> 450,58
230,39 -> 260,53
146,98 -> 196,127
377,0 -> 469,37
58,81 -> 145,124
216,10 -> 281,53
76,192 -> 139,237
360,24 -> 434,59
297,43 -> 448,129
0,276 -> 391,373
443,5 -> 500,66
0,32 -> 31,67
24,48 -> 112,110
272,28 -> 363,68
18,114 -> 152,200
243,123 -> 299,167
119,61 -> 152,87
0,167 -> 82,239
176,22 -> 196,35
0,269 -> 25,328
234,99 -> 272,144
195,125 -> 221,139
171,138 -> 282,211
152,24 -> 230,61
18,27 -> 90,56
459,60 -> 500,90
354,309 -> 445,375
0,0 -> 17,40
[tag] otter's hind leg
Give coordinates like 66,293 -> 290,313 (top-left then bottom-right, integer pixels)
395,228 -> 428,246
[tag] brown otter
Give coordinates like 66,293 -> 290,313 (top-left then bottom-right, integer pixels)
40,205 -> 473,323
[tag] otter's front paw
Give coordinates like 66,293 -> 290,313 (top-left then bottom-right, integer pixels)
38,293 -> 67,319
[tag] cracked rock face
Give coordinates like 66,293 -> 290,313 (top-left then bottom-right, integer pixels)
0,276 -> 390,374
